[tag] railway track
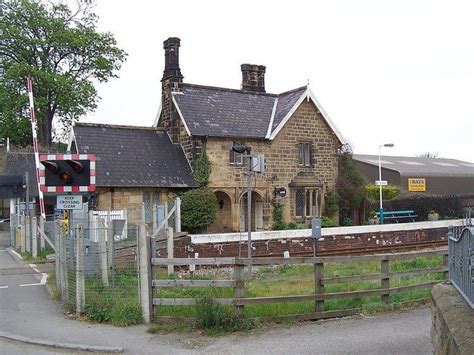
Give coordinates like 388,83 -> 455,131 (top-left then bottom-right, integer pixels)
254,240 -> 448,258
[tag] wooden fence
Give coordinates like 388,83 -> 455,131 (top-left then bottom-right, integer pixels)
143,247 -> 448,323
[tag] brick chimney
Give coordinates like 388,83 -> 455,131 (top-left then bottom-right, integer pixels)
241,64 -> 266,93
161,37 -> 184,135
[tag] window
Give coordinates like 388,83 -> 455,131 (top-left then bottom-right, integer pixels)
229,142 -> 243,165
295,188 -> 320,218
299,142 -> 311,166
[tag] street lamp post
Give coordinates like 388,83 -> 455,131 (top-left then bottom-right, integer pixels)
378,143 -> 394,224
232,144 -> 253,259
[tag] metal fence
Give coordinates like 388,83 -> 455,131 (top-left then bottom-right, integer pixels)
448,214 -> 473,308
56,223 -> 140,315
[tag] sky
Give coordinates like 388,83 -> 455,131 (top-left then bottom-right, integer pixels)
83,0 -> 474,162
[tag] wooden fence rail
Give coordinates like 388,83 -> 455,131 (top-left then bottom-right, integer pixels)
145,243 -> 448,322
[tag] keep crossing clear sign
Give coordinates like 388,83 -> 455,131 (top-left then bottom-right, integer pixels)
57,195 -> 83,210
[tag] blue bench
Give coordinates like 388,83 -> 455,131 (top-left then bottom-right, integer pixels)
376,210 -> 417,223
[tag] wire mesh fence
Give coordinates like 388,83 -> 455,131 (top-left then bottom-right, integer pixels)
56,223 -> 141,321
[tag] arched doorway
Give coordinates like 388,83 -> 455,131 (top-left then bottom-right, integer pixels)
207,191 -> 233,233
239,191 -> 264,232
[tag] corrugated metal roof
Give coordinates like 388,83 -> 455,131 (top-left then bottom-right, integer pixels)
353,154 -> 474,177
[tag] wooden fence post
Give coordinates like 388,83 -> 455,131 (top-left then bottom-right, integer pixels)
314,262 -> 325,313
234,262 -> 245,317
31,216 -> 38,259
106,212 -> 115,288
76,224 -> 85,315
381,258 -> 390,304
139,223 -> 152,323
167,227 -> 174,275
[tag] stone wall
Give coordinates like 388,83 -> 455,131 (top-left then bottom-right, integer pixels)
95,187 -> 174,226
431,283 -> 474,354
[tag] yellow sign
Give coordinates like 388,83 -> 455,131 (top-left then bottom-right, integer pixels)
408,178 -> 426,192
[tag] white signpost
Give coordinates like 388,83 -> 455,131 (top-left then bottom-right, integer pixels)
57,195 -> 83,210
375,180 -> 388,186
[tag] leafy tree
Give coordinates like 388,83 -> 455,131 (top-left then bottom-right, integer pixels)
0,0 -> 126,146
181,188 -> 218,233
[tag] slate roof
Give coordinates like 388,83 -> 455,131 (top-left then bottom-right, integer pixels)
72,123 -> 196,188
172,84 -> 307,139
353,154 -> 474,177
4,152 -> 38,196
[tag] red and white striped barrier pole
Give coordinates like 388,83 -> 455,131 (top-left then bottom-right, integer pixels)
27,77 -> 46,219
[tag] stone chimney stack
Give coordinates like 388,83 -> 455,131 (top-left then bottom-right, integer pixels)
160,37 -> 184,136
162,37 -> 183,83
241,64 -> 266,93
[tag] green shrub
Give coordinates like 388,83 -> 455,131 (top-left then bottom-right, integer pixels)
366,184 -> 400,201
195,294 -> 255,334
286,222 -> 298,230
271,199 -> 286,230
321,216 -> 338,227
181,188 -> 218,233
342,217 -> 353,226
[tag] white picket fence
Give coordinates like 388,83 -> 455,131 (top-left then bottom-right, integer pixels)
89,210 -> 127,242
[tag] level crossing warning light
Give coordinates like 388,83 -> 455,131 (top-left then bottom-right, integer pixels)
39,154 -> 96,192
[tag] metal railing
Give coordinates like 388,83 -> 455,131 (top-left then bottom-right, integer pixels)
448,212 -> 473,308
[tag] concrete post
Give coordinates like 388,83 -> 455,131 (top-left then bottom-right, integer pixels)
152,204 -> 157,234
75,224 -> 85,315
99,221 -> 109,286
31,217 -> 38,259
167,227 -> 174,275
175,197 -> 181,233
139,223 -> 152,323
39,216 -> 45,251
20,215 -> 25,253
55,221 -> 62,293
25,216 -> 31,253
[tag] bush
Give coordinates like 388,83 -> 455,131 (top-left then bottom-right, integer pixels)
271,199 -> 286,230
181,188 -> 218,233
286,222 -> 298,229
321,216 -> 338,227
366,184 -> 400,201
342,217 -> 353,226
195,294 -> 255,334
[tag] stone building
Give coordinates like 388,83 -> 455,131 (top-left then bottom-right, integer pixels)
154,37 -> 346,232
70,124 -> 196,225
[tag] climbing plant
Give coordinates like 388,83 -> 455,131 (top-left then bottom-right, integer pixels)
193,144 -> 211,187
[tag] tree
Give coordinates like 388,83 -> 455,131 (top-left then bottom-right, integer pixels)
0,0 -> 126,146
193,144 -> 212,187
336,145 -> 366,222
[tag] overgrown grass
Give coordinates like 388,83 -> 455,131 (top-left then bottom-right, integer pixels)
84,271 -> 142,326
155,255 -> 444,321
20,248 -> 55,264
